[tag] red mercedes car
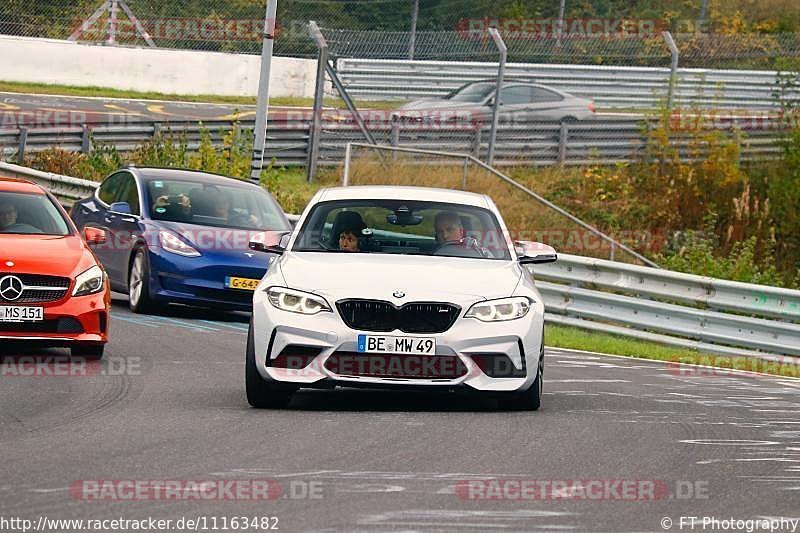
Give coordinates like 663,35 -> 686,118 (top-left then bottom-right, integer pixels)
0,176 -> 110,358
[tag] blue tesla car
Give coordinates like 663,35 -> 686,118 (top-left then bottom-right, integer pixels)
70,167 -> 291,313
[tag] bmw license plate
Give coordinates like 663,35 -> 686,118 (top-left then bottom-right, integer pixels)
225,276 -> 260,291
357,334 -> 436,355
0,306 -> 44,322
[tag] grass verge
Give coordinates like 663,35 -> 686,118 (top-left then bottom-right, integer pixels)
0,80 -> 402,109
545,324 -> 798,378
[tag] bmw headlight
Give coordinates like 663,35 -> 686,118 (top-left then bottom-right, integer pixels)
159,230 -> 201,257
266,287 -> 331,315
465,296 -> 532,322
72,265 -> 105,296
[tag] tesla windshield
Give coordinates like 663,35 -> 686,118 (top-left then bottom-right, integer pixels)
446,82 -> 496,102
144,178 -> 290,231
0,191 -> 70,235
293,199 -> 512,260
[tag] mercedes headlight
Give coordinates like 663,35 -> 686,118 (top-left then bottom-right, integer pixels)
465,296 -> 532,322
266,287 -> 331,315
72,265 -> 105,296
159,230 -> 200,257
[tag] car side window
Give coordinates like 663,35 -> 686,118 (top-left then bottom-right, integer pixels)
530,88 -> 563,103
115,174 -> 140,215
500,85 -> 533,105
97,173 -> 126,205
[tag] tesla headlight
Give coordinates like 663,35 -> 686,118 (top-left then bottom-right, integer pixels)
159,230 -> 200,257
465,296 -> 532,322
72,265 -> 105,296
266,287 -> 331,315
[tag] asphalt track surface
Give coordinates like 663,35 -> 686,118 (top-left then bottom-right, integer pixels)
2,295 -> 800,532
0,92 -> 284,124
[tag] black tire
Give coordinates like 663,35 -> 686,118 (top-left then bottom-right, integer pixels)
497,342 -> 543,411
246,320 -> 295,408
128,248 -> 155,314
71,343 -> 105,360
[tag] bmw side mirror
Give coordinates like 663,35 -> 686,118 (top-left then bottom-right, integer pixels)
108,201 -> 132,215
249,231 -> 290,255
515,241 -> 557,265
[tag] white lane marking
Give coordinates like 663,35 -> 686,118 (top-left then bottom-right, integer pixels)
680,439 -> 782,446
548,379 -> 631,383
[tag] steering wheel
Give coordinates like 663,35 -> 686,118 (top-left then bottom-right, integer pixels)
431,237 -> 490,258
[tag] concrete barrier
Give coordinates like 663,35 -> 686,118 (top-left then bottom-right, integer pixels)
0,35 -> 317,98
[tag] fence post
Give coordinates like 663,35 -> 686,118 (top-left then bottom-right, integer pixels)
391,115 -> 400,147
342,143 -> 352,186
472,128 -> 482,158
16,127 -> 28,164
306,21 -> 328,183
487,27 -> 507,166
81,125 -> 92,154
663,31 -> 679,114
408,0 -> 419,60
558,121 -> 569,164
250,0 -> 278,183
462,157 -> 469,190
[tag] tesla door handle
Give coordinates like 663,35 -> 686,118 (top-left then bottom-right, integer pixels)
103,215 -> 115,223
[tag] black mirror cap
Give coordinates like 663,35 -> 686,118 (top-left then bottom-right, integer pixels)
518,253 -> 557,265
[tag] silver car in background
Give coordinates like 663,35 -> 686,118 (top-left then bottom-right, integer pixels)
394,80 -> 596,123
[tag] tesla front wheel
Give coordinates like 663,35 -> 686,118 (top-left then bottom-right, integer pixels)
128,248 -> 155,314
246,320 -> 296,409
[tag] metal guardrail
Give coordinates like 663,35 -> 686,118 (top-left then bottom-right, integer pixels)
0,161 -> 98,206
535,254 -> 800,358
3,161 -> 798,360
0,116 -> 790,169
336,58 -> 800,109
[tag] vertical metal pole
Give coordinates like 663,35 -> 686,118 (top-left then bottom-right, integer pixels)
342,143 -> 352,186
408,0 -> 419,60
81,125 -> 92,153
557,0 -> 566,48
306,21 -> 328,182
107,0 -> 119,45
698,0 -> 709,32
462,158 -> 469,190
487,27 -> 507,166
663,31 -> 679,114
16,127 -> 28,164
250,0 -> 278,183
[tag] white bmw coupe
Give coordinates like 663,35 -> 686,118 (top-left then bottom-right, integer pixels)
246,186 -> 556,410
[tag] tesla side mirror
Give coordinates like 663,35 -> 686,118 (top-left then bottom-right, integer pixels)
515,241 -> 557,265
83,227 -> 107,245
108,201 -> 132,215
249,231 -> 290,255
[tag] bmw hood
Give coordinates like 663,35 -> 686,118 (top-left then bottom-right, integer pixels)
277,252 -> 522,303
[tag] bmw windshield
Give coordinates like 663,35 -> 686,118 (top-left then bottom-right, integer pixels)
293,199 -> 511,260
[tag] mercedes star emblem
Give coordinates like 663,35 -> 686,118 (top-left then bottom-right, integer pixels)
0,275 -> 24,301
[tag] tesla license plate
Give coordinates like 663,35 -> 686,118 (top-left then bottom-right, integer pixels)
0,306 -> 44,322
357,334 -> 436,355
225,276 -> 260,291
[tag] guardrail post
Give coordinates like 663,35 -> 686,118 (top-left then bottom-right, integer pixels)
487,28 -> 507,166
81,125 -> 92,154
153,122 -> 162,139
16,127 -> 28,164
306,21 -> 328,183
558,121 -> 569,164
391,115 -> 400,147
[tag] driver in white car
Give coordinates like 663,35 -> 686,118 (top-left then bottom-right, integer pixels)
434,211 -> 466,244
